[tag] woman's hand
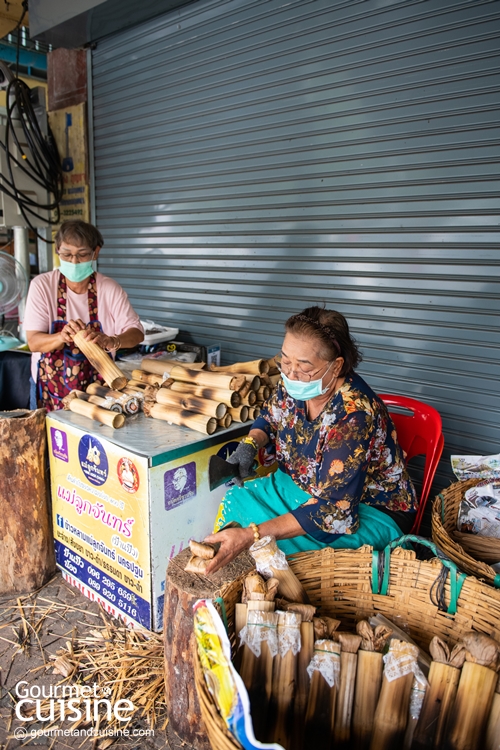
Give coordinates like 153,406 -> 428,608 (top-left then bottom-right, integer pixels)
60,318 -> 87,344
203,527 -> 254,575
80,329 -> 119,351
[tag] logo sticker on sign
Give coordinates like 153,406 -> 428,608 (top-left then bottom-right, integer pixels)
51,427 -> 69,462
78,435 -> 109,486
164,461 -> 196,510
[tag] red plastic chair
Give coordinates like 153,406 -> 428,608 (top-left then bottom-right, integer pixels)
379,394 -> 444,534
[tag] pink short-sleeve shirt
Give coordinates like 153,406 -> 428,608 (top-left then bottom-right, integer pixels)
23,270 -> 144,380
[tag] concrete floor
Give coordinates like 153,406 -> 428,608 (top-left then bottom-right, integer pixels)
0,573 -> 196,750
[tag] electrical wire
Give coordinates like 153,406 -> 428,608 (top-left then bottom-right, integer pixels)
0,3 -> 63,242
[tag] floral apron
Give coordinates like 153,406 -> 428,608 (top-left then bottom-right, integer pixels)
37,273 -> 104,411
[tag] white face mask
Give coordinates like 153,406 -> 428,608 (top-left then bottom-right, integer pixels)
281,361 -> 335,401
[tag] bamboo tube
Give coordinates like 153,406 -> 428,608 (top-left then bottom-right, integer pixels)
247,600 -> 275,613
87,382 -> 130,400
253,406 -> 261,418
228,405 -> 249,422
240,391 -> 257,406
143,402 -> 217,434
352,650 -> 384,750
65,396 -> 125,428
485,677 -> 500,750
238,381 -> 251,398
304,640 -> 341,750
132,369 -> 166,386
334,633 -> 362,747
248,375 -> 261,392
249,535 -> 310,604
266,356 -> 279,375
140,359 -> 206,376
292,620 -> 315,750
209,359 -> 270,375
446,661 -> 497,750
217,414 -> 232,428
239,610 -> 278,740
269,373 -> 280,386
270,610 -> 301,747
257,385 -> 271,401
234,602 -> 247,670
168,380 -> 241,407
142,359 -> 245,390
370,640 -> 419,750
73,331 -> 127,390
86,382 -> 139,414
76,391 -> 124,413
126,379 -> 148,389
412,637 -> 465,750
247,408 -> 256,421
154,387 -> 227,419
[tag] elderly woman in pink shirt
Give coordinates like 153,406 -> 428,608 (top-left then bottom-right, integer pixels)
24,220 -> 144,411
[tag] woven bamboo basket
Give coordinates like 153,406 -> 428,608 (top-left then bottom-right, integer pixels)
194,536 -> 500,750
432,478 -> 500,588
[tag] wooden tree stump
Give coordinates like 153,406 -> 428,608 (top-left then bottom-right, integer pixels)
164,546 -> 254,748
0,409 -> 56,594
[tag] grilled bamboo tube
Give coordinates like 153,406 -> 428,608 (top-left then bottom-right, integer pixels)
370,640 -> 418,750
73,331 -> 127,390
249,535 -> 310,604
126,379 -> 148,389
75,391 -> 123,413
257,385 -> 271,401
228,405 -> 249,422
143,402 -> 217,434
412,637 -> 465,749
446,632 -> 500,750
65,396 -> 125,428
217,414 -> 232,428
86,382 -> 139,414
304,640 -> 341,750
168,380 -> 241,407
334,632 -> 362,747
140,359 -> 205,376
209,359 -> 270,375
142,358 -> 244,390
292,620 -> 315,750
270,610 -> 301,747
240,390 -> 257,406
485,677 -> 500,750
132,369 -> 167,386
154,387 -> 227,419
239,610 -> 278,740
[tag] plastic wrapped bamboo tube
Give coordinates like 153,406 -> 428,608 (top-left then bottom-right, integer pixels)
228,405 -> 249,422
65,395 -> 125,428
304,640 -> 341,750
209,359 -> 270,375
485,676 -> 500,750
412,637 -> 465,750
73,331 -> 127,390
75,391 -> 123,413
446,632 -> 500,750
334,632 -> 362,747
239,610 -> 278,740
154,387 -> 227,419
169,380 -> 241,407
143,402 -> 217,434
217,414 -> 232,428
270,610 -> 301,747
352,621 -> 392,750
370,640 -> 419,750
86,382 -> 139,415
142,358 -> 245,390
249,535 -> 310,604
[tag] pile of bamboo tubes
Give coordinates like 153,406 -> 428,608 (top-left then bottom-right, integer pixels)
135,356 -> 278,435
230,559 -> 500,750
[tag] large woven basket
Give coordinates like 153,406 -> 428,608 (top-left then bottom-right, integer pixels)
432,478 -> 500,588
194,536 -> 500,750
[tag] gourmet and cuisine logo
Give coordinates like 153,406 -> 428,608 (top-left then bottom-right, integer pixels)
14,681 -> 133,723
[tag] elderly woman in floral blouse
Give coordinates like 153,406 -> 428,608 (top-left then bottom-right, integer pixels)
204,306 -> 416,574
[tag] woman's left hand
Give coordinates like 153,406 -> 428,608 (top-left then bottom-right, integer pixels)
203,527 -> 254,575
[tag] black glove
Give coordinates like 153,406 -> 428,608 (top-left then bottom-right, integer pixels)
226,439 -> 258,486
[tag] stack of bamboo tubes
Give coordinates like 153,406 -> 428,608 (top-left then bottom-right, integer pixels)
135,356 -> 278,434
228,558 -> 500,750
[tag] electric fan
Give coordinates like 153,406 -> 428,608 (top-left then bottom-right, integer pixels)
0,251 -> 28,351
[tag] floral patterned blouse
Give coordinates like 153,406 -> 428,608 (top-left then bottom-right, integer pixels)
252,371 -> 417,542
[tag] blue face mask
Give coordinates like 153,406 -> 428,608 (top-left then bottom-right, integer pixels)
59,259 -> 94,283
281,361 -> 335,401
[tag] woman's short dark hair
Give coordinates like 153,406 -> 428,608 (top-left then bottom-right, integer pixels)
284,306 -> 362,376
55,220 -> 104,251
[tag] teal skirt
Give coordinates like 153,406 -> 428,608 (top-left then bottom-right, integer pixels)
214,469 -> 403,555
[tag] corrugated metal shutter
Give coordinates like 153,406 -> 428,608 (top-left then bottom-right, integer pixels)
91,0 -> 500,491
